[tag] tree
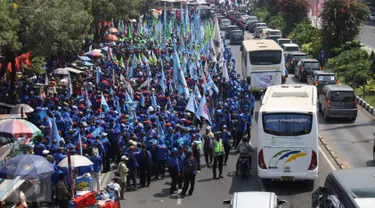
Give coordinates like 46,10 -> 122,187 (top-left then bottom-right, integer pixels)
268,13 -> 287,34
112,0 -> 140,20
321,0 -> 369,50
0,0 -> 92,98
289,21 -> 322,46
251,7 -> 270,22
277,0 -> 310,35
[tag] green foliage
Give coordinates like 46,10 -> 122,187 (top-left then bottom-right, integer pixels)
277,0 -> 310,35
268,13 -> 287,34
326,48 -> 372,88
91,0 -> 116,22
28,56 -> 46,75
370,51 -> 375,78
331,40 -> 362,56
252,7 -> 270,22
289,21 -> 321,46
113,0 -> 140,20
0,1 -> 20,50
321,0 -> 370,49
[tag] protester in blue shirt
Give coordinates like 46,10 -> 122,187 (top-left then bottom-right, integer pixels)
155,139 -> 168,180
89,148 -> 102,191
33,136 -> 46,156
222,125 -> 232,165
167,148 -> 180,194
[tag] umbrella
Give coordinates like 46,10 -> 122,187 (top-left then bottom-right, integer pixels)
83,61 -> 94,66
78,56 -> 91,61
0,155 -> 54,179
84,50 -> 103,57
54,68 -> 69,75
58,155 -> 93,168
109,28 -> 119,34
10,104 -> 34,114
104,34 -> 118,41
0,119 -> 42,138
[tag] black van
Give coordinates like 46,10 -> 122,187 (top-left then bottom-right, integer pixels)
318,85 -> 357,122
312,167 -> 375,208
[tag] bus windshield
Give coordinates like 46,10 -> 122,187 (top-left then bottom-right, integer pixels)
262,113 -> 313,136
249,50 -> 282,65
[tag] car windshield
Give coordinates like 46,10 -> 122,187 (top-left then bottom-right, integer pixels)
285,46 -> 299,52
262,113 -> 313,136
317,75 -> 336,82
305,62 -> 320,68
279,40 -> 291,45
270,31 -> 281,35
293,54 -> 307,60
232,31 -> 243,36
330,91 -> 355,102
227,27 -> 237,31
222,20 -> 230,24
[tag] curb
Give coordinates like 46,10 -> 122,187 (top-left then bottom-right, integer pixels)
319,135 -> 346,169
356,96 -> 375,116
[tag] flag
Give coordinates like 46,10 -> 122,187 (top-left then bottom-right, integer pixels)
85,92 -> 92,108
140,91 -> 145,107
185,93 -> 196,114
157,117 -> 164,138
151,92 -> 157,107
101,93 -> 110,113
96,68 -> 101,85
107,45 -> 112,62
212,18 -> 222,57
140,77 -> 151,89
125,91 -> 133,102
194,85 -> 202,100
197,96 -> 211,125
222,61 -> 230,83
45,74 -> 49,85
119,56 -> 125,68
169,82 -> 174,94
68,72 -> 73,97
49,118 -> 60,148
178,66 -> 190,100
208,75 -> 219,93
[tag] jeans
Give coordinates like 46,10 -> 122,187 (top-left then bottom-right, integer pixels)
203,147 -> 213,165
156,160 -> 166,179
168,167 -> 179,194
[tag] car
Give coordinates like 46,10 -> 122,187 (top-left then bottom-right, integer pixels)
294,59 -> 321,82
250,22 -> 266,33
318,85 -> 357,121
220,19 -> 231,30
368,12 -> 375,21
312,168 -> 375,208
307,71 -> 338,95
260,28 -> 272,39
282,43 -> 300,56
265,29 -> 282,41
246,19 -> 259,32
276,38 -> 292,46
223,192 -> 287,208
285,52 -> 307,73
229,30 -> 244,45
253,26 -> 267,38
225,25 -> 239,39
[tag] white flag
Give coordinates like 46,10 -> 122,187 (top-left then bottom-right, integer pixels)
212,18 -> 222,57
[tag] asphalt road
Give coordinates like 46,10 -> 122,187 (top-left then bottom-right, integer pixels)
360,21 -> 375,48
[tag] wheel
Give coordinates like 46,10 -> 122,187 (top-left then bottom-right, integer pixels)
298,73 -> 303,82
350,117 -> 356,122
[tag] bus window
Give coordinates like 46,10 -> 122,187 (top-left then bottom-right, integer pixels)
249,51 -> 282,65
262,113 -> 313,136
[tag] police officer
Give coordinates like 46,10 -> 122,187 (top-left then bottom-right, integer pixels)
212,132 -> 224,179
167,148 -> 180,194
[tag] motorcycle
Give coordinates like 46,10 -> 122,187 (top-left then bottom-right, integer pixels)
239,154 -> 251,179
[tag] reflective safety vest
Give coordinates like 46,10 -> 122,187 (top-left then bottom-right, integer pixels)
213,140 -> 223,155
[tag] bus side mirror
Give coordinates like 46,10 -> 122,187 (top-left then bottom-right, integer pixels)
277,199 -> 287,206
223,199 -> 231,205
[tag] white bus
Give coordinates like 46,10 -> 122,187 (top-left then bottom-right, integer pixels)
257,85 -> 319,181
240,40 -> 286,93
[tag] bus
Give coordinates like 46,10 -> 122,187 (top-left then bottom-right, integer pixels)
257,84 -> 319,181
240,40 -> 286,93
153,0 -> 184,10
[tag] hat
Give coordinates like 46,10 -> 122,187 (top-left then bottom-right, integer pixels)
82,122 -> 88,127
102,132 -> 108,136
121,156 -> 129,161
42,150 -> 50,155
223,125 -> 227,129
206,126 -> 211,130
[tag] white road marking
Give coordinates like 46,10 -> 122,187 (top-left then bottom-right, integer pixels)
177,197 -> 182,205
318,145 -> 337,171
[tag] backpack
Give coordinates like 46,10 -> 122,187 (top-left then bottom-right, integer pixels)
183,158 -> 196,174
238,143 -> 248,154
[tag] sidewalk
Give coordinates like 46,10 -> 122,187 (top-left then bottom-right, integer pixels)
308,11 -> 375,55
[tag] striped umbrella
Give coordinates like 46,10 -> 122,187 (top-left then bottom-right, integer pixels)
0,119 -> 42,139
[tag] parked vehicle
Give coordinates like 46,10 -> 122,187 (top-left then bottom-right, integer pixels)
318,85 -> 357,122
285,52 -> 307,73
246,20 -> 259,32
250,22 -> 267,33
220,19 -> 231,30
238,154 -> 250,179
225,25 -> 239,39
230,30 -> 244,45
368,12 -> 375,21
276,38 -> 292,46
260,28 -> 272,39
281,43 -> 300,56
294,59 -> 321,82
223,192 -> 287,208
312,168 -> 375,208
307,71 -> 338,95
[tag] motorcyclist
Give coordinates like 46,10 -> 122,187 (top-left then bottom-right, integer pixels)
235,135 -> 252,175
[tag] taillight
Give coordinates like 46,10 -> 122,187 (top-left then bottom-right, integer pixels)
301,66 -> 305,71
335,80 -> 339,85
327,99 -> 331,109
315,80 -> 318,86
320,66 -> 323,70
291,60 -> 294,64
258,149 -> 267,169
308,150 -> 317,170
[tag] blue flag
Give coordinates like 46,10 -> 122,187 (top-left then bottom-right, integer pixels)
196,95 -> 211,125
49,118 -> 60,148
101,93 -> 110,113
140,91 -> 145,107
185,93 -> 196,114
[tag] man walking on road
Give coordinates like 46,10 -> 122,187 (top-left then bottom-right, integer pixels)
167,148 -> 180,194
203,126 -> 214,167
213,132 -> 225,179
180,150 -> 198,197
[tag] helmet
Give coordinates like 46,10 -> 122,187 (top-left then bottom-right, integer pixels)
171,147 -> 178,153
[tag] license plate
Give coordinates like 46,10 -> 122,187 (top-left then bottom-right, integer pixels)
281,176 -> 294,181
